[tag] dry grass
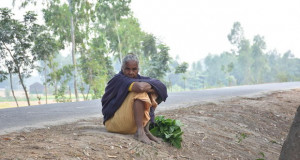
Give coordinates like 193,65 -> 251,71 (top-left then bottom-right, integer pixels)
0,100 -> 58,109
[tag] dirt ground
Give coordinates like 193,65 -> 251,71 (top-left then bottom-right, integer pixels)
1,89 -> 300,160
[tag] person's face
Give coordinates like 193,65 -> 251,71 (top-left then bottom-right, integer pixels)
122,60 -> 139,78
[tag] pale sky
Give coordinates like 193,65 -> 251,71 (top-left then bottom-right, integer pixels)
2,0 -> 300,64
130,0 -> 300,64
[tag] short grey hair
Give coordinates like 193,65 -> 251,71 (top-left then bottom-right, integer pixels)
121,54 -> 139,69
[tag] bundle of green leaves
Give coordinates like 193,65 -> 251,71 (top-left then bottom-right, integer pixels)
150,115 -> 184,148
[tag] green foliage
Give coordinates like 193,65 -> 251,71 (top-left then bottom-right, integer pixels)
49,65 -> 73,102
256,152 -> 265,160
55,85 -> 67,102
175,62 -> 189,74
236,132 -> 247,143
143,43 -> 171,80
150,115 -> 184,148
142,34 -> 157,57
95,0 -> 132,62
0,8 -> 46,106
199,21 -> 300,88
0,72 -> 7,83
227,22 -> 245,48
78,35 -> 112,99
174,62 -> 189,90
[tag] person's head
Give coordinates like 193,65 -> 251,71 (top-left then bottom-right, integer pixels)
121,54 -> 139,78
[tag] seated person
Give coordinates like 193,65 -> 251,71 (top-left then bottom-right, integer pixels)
101,54 -> 168,144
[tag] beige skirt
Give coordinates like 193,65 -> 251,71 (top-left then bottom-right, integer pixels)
105,92 -> 157,134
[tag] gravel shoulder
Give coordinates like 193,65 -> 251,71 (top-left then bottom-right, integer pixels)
1,89 -> 300,160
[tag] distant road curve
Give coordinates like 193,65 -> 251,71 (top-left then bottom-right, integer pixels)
0,82 -> 299,134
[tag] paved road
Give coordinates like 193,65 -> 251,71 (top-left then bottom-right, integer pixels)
0,82 -> 299,134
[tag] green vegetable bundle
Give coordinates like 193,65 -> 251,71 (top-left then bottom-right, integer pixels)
150,115 -> 184,148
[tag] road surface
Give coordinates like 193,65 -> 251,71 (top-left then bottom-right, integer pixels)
0,82 -> 299,134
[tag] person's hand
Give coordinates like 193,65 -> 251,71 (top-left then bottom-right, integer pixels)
131,82 -> 152,93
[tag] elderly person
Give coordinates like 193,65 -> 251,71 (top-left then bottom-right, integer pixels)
101,54 -> 168,144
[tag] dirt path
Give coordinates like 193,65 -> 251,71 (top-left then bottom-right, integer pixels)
1,89 -> 300,160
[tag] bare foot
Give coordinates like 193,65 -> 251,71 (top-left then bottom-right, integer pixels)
144,122 -> 160,143
145,131 -> 160,143
134,129 -> 152,144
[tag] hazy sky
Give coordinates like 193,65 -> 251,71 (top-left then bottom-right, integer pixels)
2,0 -> 300,64
131,0 -> 300,64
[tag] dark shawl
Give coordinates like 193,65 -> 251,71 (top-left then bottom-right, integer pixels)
101,71 -> 168,124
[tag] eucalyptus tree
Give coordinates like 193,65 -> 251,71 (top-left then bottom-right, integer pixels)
46,54 -> 67,100
116,17 -> 144,58
251,35 -> 269,83
0,8 -> 22,107
264,50 -> 281,82
218,52 -> 236,86
139,33 -> 157,75
13,0 -> 87,101
49,64 -> 73,102
95,0 -> 132,63
78,35 -> 113,99
276,50 -> 297,82
0,8 -> 44,106
140,34 -> 171,80
175,62 -> 189,90
144,43 -> 171,80
235,39 -> 253,84
188,61 -> 204,89
204,54 -> 225,87
32,32 -> 60,104
227,22 -> 245,53
42,0 -> 94,101
227,22 -> 253,84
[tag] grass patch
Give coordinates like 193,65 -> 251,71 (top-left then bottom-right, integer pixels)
0,103 -> 13,109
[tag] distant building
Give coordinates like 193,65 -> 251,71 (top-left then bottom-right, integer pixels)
29,82 -> 44,94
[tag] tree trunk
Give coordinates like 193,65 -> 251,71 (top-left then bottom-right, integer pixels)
9,71 -> 19,107
69,85 -> 72,102
168,76 -> 172,92
86,85 -> 90,100
86,68 -> 93,100
68,0 -> 79,102
17,70 -> 30,106
44,61 -> 48,104
114,13 -> 122,63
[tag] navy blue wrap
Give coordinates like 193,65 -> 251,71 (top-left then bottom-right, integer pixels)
101,71 -> 168,124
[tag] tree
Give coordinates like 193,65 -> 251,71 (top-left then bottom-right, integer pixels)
251,35 -> 269,83
143,43 -> 171,80
50,65 -> 73,102
32,31 -> 60,104
175,62 -> 189,90
0,8 -> 43,106
43,0 -> 93,101
95,0 -> 132,63
0,62 -> 19,107
227,21 -> 245,53
116,17 -> 144,59
78,36 -> 113,99
227,22 -> 253,85
141,34 -> 171,80
187,60 -> 204,89
221,62 -> 236,86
